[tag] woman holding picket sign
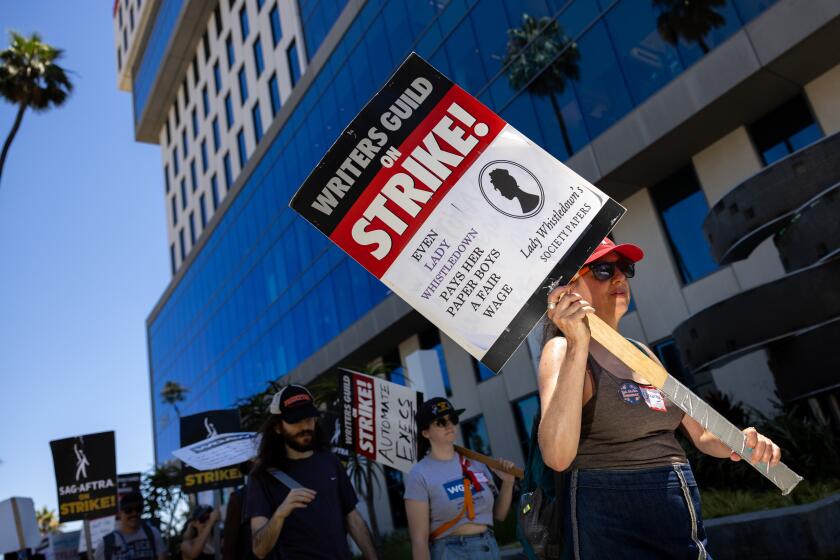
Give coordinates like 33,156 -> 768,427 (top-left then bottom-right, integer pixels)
404,397 -> 516,559
538,238 -> 782,558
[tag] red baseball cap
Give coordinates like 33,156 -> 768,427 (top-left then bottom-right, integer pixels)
583,237 -> 644,266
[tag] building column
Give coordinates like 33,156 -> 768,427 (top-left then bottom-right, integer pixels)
805,62 -> 840,136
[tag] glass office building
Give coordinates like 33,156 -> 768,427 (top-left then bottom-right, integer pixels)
117,0 -> 840,530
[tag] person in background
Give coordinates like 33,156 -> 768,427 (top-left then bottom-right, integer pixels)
94,491 -> 166,560
244,384 -> 378,560
180,504 -> 220,560
404,397 -> 516,560
222,461 -> 257,560
538,237 -> 782,558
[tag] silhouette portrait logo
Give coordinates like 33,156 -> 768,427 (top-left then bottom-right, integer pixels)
478,161 -> 544,218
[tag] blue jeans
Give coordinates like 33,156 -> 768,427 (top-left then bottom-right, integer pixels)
564,464 -> 711,559
430,529 -> 501,560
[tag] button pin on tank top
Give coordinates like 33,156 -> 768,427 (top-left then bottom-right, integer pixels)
639,385 -> 668,412
618,382 -> 642,405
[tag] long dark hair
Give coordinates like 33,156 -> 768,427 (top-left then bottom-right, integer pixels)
416,420 -> 431,460
252,415 -> 330,474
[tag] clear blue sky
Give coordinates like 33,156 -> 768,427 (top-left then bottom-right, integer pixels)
0,2 -> 169,517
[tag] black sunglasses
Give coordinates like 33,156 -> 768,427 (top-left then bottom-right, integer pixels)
433,415 -> 459,428
585,260 -> 635,281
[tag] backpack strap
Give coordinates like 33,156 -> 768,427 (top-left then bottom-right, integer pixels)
428,453 -> 477,540
267,468 -> 303,489
103,532 -> 116,560
141,521 -> 157,557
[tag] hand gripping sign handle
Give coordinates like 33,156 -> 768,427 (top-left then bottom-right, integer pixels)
586,313 -> 803,495
454,445 -> 525,479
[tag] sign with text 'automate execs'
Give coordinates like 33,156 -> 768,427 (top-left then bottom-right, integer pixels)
290,53 -> 624,372
338,369 -> 423,474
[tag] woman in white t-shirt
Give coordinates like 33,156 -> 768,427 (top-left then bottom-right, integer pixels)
404,397 -> 516,560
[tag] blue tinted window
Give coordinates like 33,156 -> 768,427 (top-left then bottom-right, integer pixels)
512,393 -> 539,458
461,415 -> 492,455
191,108 -> 198,138
237,129 -> 247,169
226,34 -> 235,69
180,178 -> 187,209
211,174 -> 220,209
223,152 -> 234,189
199,193 -> 207,227
238,66 -> 249,104
202,86 -> 210,117
163,164 -> 170,193
472,357 -> 495,383
181,128 -> 188,158
239,6 -> 249,40
748,94 -> 823,166
212,117 -> 221,152
169,244 -> 176,274
732,0 -> 776,22
200,139 -> 208,172
178,227 -> 186,261
270,5 -> 282,46
189,211 -> 196,245
252,103 -> 263,144
190,159 -> 197,191
257,0 -> 265,10
651,337 -> 694,386
225,93 -> 234,129
650,166 -> 719,284
604,1 -> 682,105
170,194 -> 178,226
213,61 -> 222,93
573,20 -> 634,138
268,73 -> 281,117
287,40 -> 301,87
253,36 -> 265,77
171,147 -> 179,175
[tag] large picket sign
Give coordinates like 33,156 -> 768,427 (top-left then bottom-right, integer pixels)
291,53 -> 624,373
179,410 -> 245,493
338,370 -> 423,474
49,431 -> 118,523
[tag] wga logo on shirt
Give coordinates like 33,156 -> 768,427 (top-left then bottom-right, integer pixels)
443,478 -> 467,500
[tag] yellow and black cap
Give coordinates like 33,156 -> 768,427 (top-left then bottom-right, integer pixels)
416,397 -> 465,429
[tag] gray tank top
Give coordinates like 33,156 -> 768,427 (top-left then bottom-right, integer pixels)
569,356 -> 688,470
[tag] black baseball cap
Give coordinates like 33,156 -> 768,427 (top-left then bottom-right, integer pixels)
269,384 -> 320,423
416,397 -> 465,429
119,491 -> 143,511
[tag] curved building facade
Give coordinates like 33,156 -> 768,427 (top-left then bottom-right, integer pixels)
115,0 -> 840,533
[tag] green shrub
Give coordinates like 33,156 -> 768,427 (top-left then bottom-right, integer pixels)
700,479 -> 840,519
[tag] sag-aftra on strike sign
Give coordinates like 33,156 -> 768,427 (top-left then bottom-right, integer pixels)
291,53 -> 624,372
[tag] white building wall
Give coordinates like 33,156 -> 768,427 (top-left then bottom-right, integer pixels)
805,62 -> 840,136
151,0 -> 307,273
112,0 -> 155,90
690,126 -> 781,414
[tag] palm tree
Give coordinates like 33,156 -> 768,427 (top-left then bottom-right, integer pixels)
161,381 -> 188,418
35,506 -> 62,535
142,460 -> 188,552
504,14 -> 581,158
0,32 -> 73,184
653,0 -> 727,54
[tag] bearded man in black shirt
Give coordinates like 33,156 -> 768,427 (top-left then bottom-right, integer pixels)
244,384 -> 378,560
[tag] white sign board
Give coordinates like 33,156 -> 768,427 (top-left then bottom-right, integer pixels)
290,53 -> 624,373
338,370 -> 423,473
173,432 -> 258,471
0,497 -> 40,553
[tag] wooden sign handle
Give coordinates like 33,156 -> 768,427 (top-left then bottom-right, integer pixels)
454,445 -> 525,479
585,313 -> 803,495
